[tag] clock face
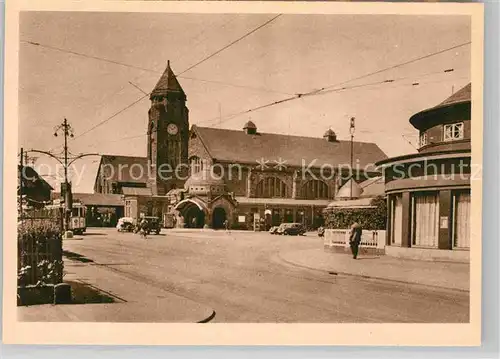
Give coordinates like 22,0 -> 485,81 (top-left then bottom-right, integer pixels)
167,123 -> 178,135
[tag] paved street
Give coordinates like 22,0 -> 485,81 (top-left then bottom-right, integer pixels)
60,228 -> 469,323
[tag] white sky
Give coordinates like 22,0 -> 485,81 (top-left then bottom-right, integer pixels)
18,12 -> 471,193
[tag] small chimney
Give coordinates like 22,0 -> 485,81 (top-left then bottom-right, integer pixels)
243,120 -> 257,135
323,129 -> 337,142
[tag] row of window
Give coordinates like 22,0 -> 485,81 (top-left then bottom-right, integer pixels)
389,190 -> 470,249
419,122 -> 465,147
188,185 -> 224,193
255,178 -> 330,199
189,157 -> 332,199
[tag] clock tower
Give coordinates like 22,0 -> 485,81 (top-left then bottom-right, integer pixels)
147,60 -> 189,195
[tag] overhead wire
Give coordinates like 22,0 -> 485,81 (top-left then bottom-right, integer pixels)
26,14 -> 286,146
316,41 -> 471,93
196,41 -> 471,127
197,68 -> 469,128
177,14 -> 282,75
25,34 -> 470,150
21,14 -> 288,96
102,71 -> 468,146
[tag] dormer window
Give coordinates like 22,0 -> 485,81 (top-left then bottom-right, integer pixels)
443,122 -> 464,141
419,132 -> 428,147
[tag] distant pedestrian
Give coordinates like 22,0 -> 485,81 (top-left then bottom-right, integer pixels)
224,219 -> 231,234
139,218 -> 149,239
349,222 -> 362,259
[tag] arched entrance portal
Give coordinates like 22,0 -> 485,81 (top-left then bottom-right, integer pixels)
212,207 -> 227,229
174,198 -> 208,229
185,205 -> 205,228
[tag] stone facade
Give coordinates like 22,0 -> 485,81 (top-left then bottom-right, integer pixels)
147,61 -> 190,196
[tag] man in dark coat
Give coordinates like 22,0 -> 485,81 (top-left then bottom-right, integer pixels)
349,222 -> 362,259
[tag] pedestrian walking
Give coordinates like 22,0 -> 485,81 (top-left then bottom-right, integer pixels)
349,222 -> 362,259
139,218 -> 149,239
224,219 -> 231,234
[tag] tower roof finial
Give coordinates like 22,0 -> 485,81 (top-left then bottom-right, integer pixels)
150,60 -> 185,98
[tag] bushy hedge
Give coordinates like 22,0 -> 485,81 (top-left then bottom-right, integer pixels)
18,221 -> 64,287
323,196 -> 387,230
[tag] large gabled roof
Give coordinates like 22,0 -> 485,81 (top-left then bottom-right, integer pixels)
94,155 -> 149,187
150,60 -> 185,98
192,125 -> 387,169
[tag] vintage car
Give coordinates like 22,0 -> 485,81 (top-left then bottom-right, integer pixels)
138,216 -> 162,235
269,226 -> 280,234
278,223 -> 306,236
116,217 -> 135,232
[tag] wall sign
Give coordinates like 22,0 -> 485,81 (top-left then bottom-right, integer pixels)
440,216 -> 448,229
238,216 -> 246,223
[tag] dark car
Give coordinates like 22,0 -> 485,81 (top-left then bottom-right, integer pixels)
282,223 -> 306,236
139,216 -> 162,235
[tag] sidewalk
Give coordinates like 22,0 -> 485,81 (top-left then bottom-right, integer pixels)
279,248 -> 469,292
18,259 -> 215,323
164,228 -> 263,240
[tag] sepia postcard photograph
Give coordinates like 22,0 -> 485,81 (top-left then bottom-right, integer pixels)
3,0 -> 484,346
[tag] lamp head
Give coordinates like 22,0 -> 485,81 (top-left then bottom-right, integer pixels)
349,117 -> 356,135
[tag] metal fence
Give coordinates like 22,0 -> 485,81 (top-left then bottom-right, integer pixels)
324,229 -> 386,250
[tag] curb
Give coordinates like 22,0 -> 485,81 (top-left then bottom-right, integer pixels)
198,310 -> 216,323
278,252 -> 470,293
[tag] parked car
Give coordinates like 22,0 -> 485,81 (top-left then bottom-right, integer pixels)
276,223 -> 290,235
269,226 -> 280,234
116,217 -> 135,232
281,223 -> 306,236
140,216 -> 162,235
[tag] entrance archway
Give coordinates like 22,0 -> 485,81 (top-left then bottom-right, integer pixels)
174,198 -> 208,229
185,205 -> 205,228
212,207 -> 227,229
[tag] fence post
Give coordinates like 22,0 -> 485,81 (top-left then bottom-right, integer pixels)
376,230 -> 386,250
344,230 -> 350,249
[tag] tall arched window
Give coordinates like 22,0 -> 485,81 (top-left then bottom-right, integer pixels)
300,180 -> 329,199
189,156 -> 203,174
255,177 -> 288,198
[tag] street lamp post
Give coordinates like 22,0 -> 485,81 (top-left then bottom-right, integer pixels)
54,118 -> 74,233
349,117 -> 356,199
27,117 -> 99,235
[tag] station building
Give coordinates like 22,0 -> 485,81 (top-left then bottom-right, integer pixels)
93,61 -> 388,229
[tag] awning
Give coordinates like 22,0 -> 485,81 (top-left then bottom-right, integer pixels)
52,193 -> 124,207
234,197 -> 330,207
327,197 -> 375,208
122,187 -> 152,196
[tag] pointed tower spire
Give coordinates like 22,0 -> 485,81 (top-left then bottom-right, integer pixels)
150,60 -> 185,99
